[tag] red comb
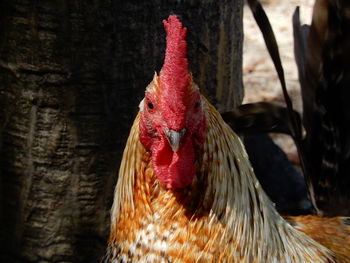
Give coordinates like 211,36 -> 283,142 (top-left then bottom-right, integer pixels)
160,15 -> 189,93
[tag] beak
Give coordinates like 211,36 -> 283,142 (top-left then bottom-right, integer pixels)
164,128 -> 186,152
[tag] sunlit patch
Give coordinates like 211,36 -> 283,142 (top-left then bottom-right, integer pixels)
139,99 -> 145,111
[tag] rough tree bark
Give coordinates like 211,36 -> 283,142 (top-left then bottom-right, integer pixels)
0,0 -> 243,262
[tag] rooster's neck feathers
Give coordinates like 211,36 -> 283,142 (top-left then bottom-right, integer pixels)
110,97 -> 334,262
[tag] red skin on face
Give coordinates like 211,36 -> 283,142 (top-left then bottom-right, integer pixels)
139,89 -> 205,189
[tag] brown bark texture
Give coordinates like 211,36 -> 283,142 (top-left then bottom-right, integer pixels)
0,0 -> 243,262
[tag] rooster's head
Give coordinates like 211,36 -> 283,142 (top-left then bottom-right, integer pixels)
139,15 -> 206,189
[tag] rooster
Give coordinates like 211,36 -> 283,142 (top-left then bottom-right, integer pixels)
105,15 -> 350,262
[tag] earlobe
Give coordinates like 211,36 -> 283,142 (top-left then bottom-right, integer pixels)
195,114 -> 206,145
139,114 -> 153,150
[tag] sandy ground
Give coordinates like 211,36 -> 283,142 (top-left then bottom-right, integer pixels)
243,0 -> 315,161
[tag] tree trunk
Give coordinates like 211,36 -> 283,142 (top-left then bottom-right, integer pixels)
0,0 -> 243,262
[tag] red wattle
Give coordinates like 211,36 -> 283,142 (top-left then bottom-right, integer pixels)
152,132 -> 195,189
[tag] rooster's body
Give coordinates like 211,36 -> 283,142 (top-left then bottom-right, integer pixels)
105,15 -> 349,262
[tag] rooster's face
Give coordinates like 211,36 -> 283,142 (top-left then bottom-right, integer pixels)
139,15 -> 206,189
139,73 -> 206,189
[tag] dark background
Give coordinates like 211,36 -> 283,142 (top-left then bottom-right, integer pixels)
0,1 -> 243,262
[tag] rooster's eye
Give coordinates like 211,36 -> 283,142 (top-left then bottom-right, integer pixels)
194,102 -> 200,109
148,102 -> 154,110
